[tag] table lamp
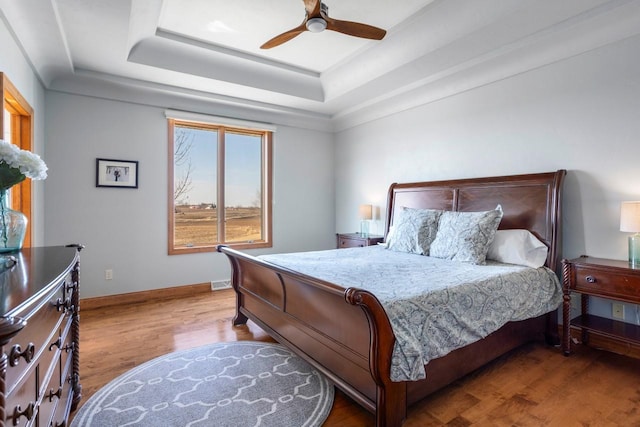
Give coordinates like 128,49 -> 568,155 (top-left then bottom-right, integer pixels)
620,201 -> 640,266
359,204 -> 372,237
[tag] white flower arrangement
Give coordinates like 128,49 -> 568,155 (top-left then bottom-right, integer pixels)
0,139 -> 48,190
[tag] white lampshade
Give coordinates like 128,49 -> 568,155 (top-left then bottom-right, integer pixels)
359,204 -> 372,220
620,201 -> 640,232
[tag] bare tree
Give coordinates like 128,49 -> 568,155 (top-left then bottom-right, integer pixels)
252,188 -> 262,209
174,127 -> 194,204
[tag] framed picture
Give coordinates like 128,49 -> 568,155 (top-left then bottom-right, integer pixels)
96,158 -> 138,188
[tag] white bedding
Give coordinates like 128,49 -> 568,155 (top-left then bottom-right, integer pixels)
259,245 -> 562,382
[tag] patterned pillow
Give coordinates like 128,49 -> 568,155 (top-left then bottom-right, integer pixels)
430,205 -> 503,264
386,207 -> 443,255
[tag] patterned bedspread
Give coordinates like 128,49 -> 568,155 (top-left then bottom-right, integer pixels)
259,246 -> 562,382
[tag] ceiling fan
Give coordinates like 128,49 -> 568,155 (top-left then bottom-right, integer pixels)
261,0 -> 387,49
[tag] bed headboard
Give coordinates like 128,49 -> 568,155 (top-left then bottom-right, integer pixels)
385,170 -> 566,272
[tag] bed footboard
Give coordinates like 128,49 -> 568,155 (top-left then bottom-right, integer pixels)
217,245 -> 407,427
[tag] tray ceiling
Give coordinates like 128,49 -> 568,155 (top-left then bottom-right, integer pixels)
1,0 -> 639,130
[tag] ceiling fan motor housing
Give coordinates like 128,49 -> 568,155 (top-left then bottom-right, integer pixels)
306,3 -> 328,33
306,18 -> 326,32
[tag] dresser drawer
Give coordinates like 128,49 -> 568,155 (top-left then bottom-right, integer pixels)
59,322 -> 74,382
40,318 -> 73,395
39,344 -> 71,427
50,354 -> 74,427
5,368 -> 37,427
572,265 -> 640,303
39,359 -> 61,427
5,283 -> 68,393
40,322 -> 74,427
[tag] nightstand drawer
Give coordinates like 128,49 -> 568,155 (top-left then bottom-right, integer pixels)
573,265 -> 640,302
339,237 -> 365,248
336,233 -> 384,249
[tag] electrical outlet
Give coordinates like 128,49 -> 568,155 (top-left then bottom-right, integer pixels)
612,303 -> 625,320
105,269 -> 113,280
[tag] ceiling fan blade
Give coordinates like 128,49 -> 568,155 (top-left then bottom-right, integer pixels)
325,18 -> 386,40
260,23 -> 307,49
303,0 -> 321,17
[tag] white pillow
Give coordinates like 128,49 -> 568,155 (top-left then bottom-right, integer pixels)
486,229 -> 548,268
380,225 -> 395,248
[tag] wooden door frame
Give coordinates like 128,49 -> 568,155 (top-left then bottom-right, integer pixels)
1,73 -> 34,248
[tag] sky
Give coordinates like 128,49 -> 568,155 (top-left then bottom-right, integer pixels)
174,126 -> 262,206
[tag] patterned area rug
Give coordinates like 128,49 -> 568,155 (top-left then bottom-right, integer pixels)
71,341 -> 334,427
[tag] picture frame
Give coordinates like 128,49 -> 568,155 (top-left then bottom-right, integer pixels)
96,158 -> 138,188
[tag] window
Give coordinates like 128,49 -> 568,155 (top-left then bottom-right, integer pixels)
167,114 -> 273,254
1,73 -> 34,247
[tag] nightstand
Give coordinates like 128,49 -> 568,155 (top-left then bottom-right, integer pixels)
336,233 -> 384,249
562,256 -> 640,356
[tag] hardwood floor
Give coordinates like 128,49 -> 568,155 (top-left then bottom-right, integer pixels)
75,289 -> 640,426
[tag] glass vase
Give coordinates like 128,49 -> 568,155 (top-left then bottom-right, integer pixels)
629,234 -> 640,267
0,189 -> 27,253
360,220 -> 369,237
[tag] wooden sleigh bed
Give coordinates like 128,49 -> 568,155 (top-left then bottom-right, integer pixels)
217,170 -> 566,427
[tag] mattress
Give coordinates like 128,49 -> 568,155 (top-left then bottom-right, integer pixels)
260,245 -> 562,381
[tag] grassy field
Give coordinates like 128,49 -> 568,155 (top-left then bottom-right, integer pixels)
174,206 -> 262,247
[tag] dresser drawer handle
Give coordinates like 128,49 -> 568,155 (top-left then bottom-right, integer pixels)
49,336 -> 62,351
55,297 -> 72,312
12,402 -> 34,425
585,275 -> 597,284
47,386 -> 63,402
9,343 -> 35,367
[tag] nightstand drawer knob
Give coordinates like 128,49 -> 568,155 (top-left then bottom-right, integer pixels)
585,275 -> 597,284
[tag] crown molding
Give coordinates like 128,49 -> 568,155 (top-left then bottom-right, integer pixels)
48,70 -> 333,132
5,0 -> 638,133
332,0 -> 640,131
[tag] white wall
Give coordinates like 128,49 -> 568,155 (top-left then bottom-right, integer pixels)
5,6 -> 640,322
335,34 -> 640,323
44,92 -> 335,298
0,13 -> 46,245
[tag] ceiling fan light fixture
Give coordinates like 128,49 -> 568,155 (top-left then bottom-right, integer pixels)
306,17 -> 327,33
260,0 -> 386,49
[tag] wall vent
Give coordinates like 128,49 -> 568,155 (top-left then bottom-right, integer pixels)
210,280 -> 232,291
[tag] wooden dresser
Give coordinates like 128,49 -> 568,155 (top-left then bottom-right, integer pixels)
0,245 -> 82,427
